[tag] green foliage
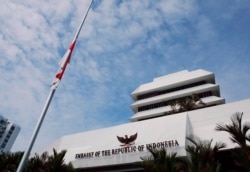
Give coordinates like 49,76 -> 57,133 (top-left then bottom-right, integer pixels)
46,149 -> 75,172
140,147 -> 188,172
165,94 -> 206,116
0,151 -> 23,172
216,112 -> 250,171
186,136 -> 226,172
0,149 -> 76,172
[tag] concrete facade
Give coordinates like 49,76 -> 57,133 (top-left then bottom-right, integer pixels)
39,69 -> 250,171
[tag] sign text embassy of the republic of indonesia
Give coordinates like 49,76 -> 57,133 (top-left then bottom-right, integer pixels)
75,139 -> 179,159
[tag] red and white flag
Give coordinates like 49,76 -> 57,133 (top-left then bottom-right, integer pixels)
51,40 -> 76,89
50,0 -> 93,90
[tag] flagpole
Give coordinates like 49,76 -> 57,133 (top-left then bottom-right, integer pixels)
16,1 -> 93,171
16,89 -> 56,172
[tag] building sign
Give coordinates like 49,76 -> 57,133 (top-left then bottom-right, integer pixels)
75,133 -> 179,159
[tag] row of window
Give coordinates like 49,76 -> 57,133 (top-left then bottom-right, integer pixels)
0,126 -> 15,149
1,142 -> 6,149
137,91 -> 212,112
0,119 -> 8,125
137,81 -> 207,100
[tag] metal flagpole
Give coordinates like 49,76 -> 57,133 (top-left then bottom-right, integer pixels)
16,1 -> 93,171
16,89 -> 56,172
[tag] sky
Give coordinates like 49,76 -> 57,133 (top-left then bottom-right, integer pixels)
0,0 -> 249,153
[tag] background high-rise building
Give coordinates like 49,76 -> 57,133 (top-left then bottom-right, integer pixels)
0,115 -> 20,153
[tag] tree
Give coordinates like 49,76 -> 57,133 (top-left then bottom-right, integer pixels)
24,152 -> 48,172
178,94 -> 206,112
186,136 -> 226,172
140,147 -> 188,172
46,149 -> 75,172
0,151 -> 23,172
215,112 -> 250,171
0,149 -> 76,172
165,94 -> 206,116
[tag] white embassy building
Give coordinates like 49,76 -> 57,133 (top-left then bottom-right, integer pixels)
40,69 -> 250,171
0,115 -> 21,153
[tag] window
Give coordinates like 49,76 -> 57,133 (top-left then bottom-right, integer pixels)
1,143 -> 6,148
10,126 -> 15,131
137,91 -> 212,112
137,81 -> 207,100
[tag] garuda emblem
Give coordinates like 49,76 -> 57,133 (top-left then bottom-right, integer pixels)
117,133 -> 137,147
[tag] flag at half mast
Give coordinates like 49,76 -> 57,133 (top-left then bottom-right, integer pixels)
51,0 -> 93,90
51,39 -> 76,89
